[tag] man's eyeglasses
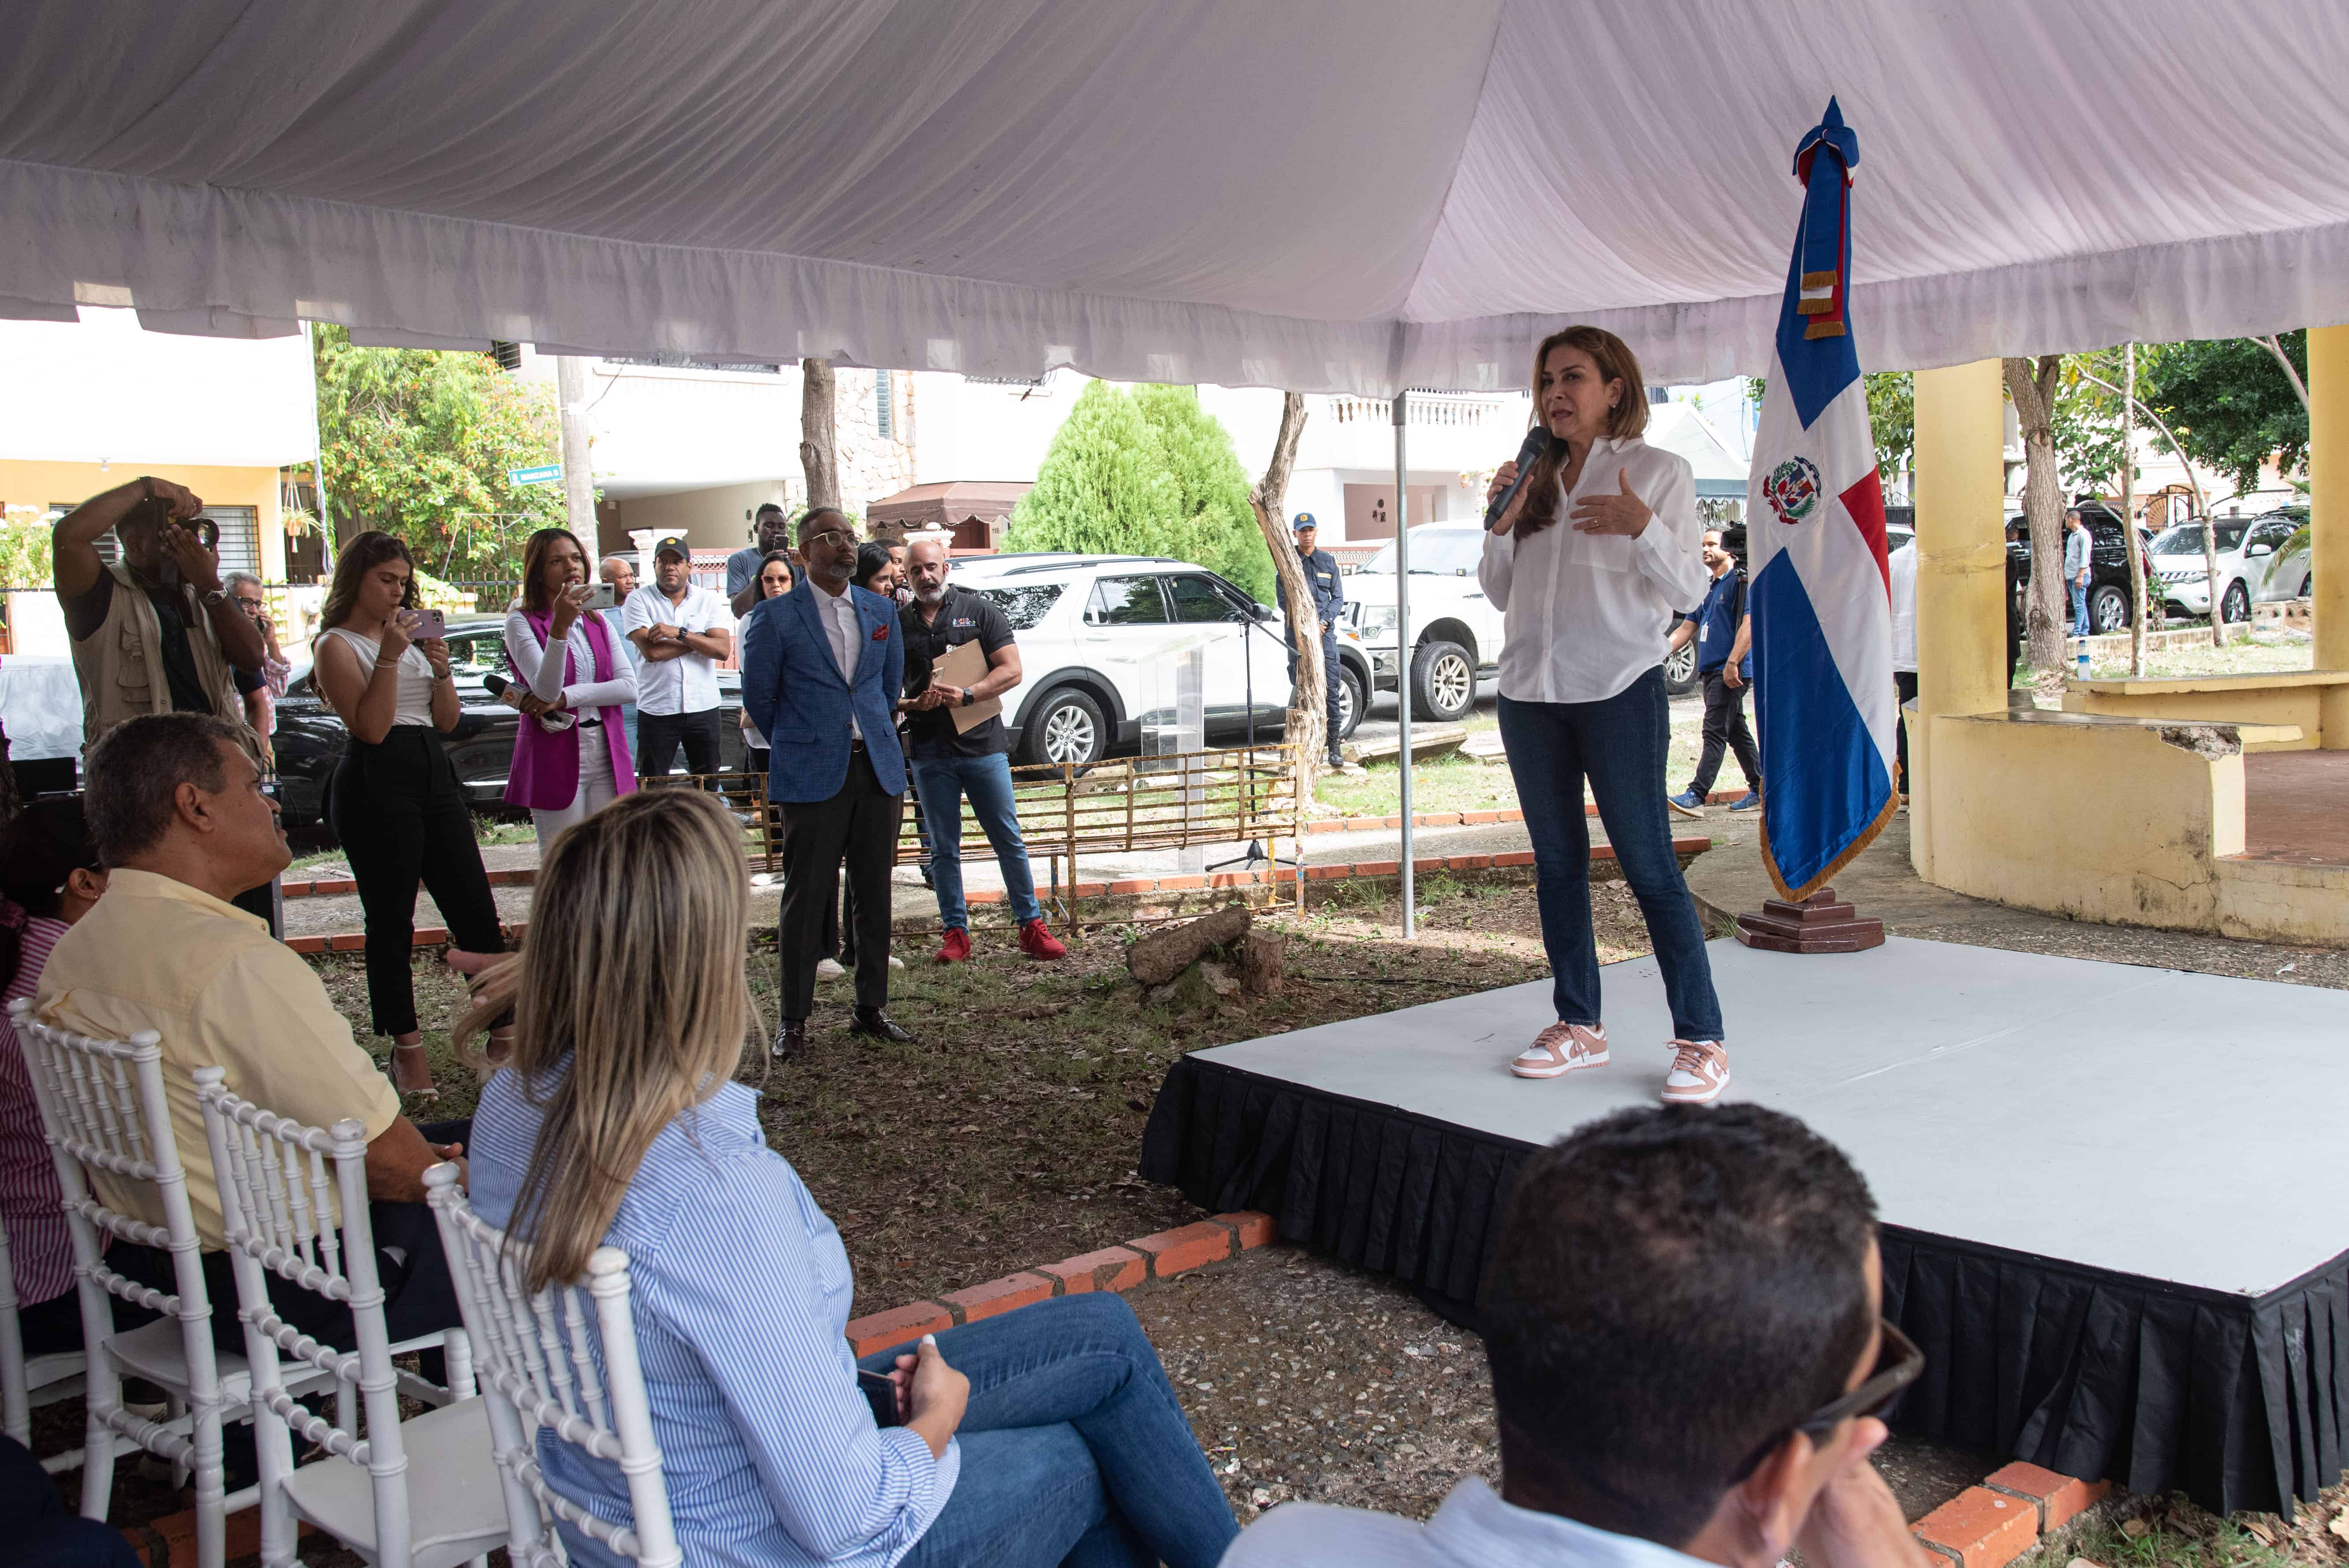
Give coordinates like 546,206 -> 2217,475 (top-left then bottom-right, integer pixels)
1727,1319 -> 1924,1482
805,529 -> 858,552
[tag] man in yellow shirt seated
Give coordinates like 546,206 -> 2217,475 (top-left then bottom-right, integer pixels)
36,712 -> 471,1352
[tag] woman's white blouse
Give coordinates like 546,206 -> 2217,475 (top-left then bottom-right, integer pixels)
503,610 -> 638,714
1478,435 -> 1712,705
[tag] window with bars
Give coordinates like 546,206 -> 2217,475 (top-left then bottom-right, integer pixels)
876,368 -> 895,440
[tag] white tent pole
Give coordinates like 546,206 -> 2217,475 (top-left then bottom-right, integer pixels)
1393,392 -> 1414,937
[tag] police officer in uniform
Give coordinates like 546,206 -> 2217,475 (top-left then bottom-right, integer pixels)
1276,512 -> 1346,768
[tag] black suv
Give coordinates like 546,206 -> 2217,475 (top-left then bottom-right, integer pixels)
2006,499 -> 2156,636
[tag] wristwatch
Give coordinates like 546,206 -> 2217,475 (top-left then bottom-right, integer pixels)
961,688 -> 975,708
201,589 -> 229,609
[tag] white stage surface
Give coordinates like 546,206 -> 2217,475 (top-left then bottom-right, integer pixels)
1143,936 -> 2349,1515
1191,936 -> 2341,1297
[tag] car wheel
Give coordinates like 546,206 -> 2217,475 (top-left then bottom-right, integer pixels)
2302,573 -> 2314,599
1335,663 -> 1367,741
1020,687 -> 1107,767
2089,583 -> 2130,634
1663,636 -> 1700,697
1409,640 -> 1475,722
2221,580 -> 2251,623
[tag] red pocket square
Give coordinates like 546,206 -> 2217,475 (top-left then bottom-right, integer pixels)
871,624 -> 889,640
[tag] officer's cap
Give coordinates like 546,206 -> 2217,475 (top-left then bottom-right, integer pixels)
1291,512 -> 1318,531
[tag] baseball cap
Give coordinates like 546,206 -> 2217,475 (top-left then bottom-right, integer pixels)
1292,512 -> 1319,531
653,535 -> 690,560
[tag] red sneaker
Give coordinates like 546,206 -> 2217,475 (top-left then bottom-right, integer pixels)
934,927 -> 972,964
1018,918 -> 1068,960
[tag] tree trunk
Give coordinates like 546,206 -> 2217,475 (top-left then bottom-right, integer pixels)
2123,344 -> 2143,675
2252,334 -> 2311,413
1250,393 -> 1325,793
799,359 -> 840,512
2003,356 -> 2068,675
556,356 -> 597,540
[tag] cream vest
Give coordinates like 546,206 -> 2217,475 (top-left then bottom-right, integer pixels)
72,564 -> 257,758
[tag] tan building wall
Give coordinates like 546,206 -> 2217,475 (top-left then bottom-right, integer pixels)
0,458 -> 287,579
612,480 -> 790,552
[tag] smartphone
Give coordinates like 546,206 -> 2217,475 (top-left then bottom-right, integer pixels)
408,608 -> 448,641
586,583 -> 620,612
855,1368 -> 903,1428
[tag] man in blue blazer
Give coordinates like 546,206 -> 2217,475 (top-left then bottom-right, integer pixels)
740,508 -> 914,1059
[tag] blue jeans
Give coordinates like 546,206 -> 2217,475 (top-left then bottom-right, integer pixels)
862,1294 -> 1238,1568
913,752 -> 1043,929
1499,671 -> 1725,1039
2069,579 -> 2090,636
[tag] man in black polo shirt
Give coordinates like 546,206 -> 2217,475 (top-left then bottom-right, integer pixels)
899,536 -> 1067,964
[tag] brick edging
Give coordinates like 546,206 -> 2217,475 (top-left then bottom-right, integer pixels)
843,1210 -> 1277,1355
1910,1462 -> 2112,1568
283,843 -> 1712,954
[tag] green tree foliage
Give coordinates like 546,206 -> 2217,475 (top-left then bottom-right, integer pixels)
2139,333 -> 2309,499
1749,372 -> 1915,485
1129,384 -> 1273,602
313,325 -> 567,580
1005,382 -> 1273,601
2048,355 -> 2130,493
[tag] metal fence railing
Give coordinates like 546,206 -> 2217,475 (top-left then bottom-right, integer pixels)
641,741 -> 1306,921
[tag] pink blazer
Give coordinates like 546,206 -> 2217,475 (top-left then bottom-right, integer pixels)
503,607 -> 637,811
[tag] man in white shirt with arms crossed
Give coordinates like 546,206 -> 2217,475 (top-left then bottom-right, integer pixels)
1221,1105 -> 1930,1568
623,535 -> 735,780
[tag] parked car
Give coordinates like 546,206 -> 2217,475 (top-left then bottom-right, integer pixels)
944,554 -> 1354,767
1342,526 -> 1502,720
271,614 -> 747,828
2149,510 -> 2311,623
2005,500 -> 2157,635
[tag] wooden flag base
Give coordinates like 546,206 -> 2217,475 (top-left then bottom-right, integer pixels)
1733,886 -> 1885,953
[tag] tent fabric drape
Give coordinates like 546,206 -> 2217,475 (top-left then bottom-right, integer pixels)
1139,1051 -> 2349,1518
6,0 -> 2347,389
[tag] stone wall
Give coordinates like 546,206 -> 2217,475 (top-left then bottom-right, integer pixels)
835,366 -> 916,523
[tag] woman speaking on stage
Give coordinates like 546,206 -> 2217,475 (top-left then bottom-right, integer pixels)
1481,326 -> 1730,1104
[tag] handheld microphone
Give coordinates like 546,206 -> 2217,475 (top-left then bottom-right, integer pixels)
1484,427 -> 1560,531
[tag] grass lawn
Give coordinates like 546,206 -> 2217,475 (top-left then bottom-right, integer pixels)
286,815 -> 535,873
1315,700 -> 1718,818
2084,625 -> 2315,681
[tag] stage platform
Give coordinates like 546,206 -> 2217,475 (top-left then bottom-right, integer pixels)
1141,936 -> 2349,1514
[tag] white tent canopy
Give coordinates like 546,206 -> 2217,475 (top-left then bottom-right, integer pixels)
6,0 -> 2345,393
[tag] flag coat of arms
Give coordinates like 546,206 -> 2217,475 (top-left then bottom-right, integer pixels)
1747,98 -> 1897,900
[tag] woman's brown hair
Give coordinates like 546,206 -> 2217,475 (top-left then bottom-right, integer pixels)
319,531 -> 419,631
1514,326 -> 1650,539
520,526 -> 590,614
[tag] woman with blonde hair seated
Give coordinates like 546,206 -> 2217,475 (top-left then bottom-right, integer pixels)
463,789 -> 1236,1568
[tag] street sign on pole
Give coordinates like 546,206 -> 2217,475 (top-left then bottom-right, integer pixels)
508,463 -> 563,487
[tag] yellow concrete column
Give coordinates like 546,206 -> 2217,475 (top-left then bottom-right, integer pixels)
1908,359 -> 2010,877
2309,326 -> 2349,747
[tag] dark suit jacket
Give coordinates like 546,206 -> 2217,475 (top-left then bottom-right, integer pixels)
739,584 -> 907,801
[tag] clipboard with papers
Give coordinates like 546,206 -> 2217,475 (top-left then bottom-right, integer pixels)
931,636 -> 1002,734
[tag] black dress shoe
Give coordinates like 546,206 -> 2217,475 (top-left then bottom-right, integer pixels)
848,1008 -> 916,1044
771,1018 -> 807,1060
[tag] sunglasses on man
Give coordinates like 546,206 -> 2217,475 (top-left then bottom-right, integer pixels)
1727,1318 -> 1924,1482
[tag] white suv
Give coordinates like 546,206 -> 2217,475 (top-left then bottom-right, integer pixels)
946,554 -> 1369,766
2149,512 -> 2311,623
1342,526 -> 1502,721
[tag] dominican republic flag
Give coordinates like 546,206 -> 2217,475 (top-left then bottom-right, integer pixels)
1747,98 -> 1897,901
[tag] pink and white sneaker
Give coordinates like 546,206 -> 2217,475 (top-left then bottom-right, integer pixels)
1510,1022 -> 1608,1080
1660,1039 -> 1730,1105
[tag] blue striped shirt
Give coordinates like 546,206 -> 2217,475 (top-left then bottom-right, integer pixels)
468,1065 -> 958,1568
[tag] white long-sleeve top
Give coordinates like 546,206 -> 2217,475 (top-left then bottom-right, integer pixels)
1889,540 -> 1919,673
1478,434 -> 1711,705
503,609 -> 639,714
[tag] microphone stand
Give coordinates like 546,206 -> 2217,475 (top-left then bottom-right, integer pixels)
1205,607 -> 1299,875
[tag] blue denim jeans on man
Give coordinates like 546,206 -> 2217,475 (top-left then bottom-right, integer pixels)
2069,578 -> 2091,636
1498,668 -> 1724,1039
864,1293 -> 1239,1568
913,751 -> 1043,929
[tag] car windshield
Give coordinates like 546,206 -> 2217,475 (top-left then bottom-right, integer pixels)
975,583 -> 1064,630
2151,522 -> 2249,556
1358,530 -> 1484,575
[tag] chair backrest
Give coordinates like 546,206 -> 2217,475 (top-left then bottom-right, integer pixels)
9,997 -> 226,1489
423,1164 -> 677,1568
193,1067 -> 414,1568
0,1208 -> 26,1444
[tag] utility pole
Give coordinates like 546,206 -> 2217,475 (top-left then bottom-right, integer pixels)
2122,344 -> 2145,675
557,356 -> 596,538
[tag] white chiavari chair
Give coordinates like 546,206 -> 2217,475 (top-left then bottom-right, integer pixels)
424,1163 -> 680,1568
0,1208 -> 91,1446
195,1067 -> 504,1568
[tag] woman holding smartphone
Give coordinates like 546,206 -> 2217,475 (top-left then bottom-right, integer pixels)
1481,326 -> 1727,1104
503,526 -> 638,852
314,531 -> 508,1097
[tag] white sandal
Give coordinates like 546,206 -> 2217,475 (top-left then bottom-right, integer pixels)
1511,1022 -> 1608,1079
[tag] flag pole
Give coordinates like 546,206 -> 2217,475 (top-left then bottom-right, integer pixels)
1394,392 -> 1414,938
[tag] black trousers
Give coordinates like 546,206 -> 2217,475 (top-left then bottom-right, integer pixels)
1285,623 -> 1344,761
1687,671 -> 1761,797
119,1119 -> 472,1360
778,746 -> 904,1018
1895,670 -> 1919,790
637,707 -> 724,779
0,1434 -> 138,1568
330,730 -> 505,1038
